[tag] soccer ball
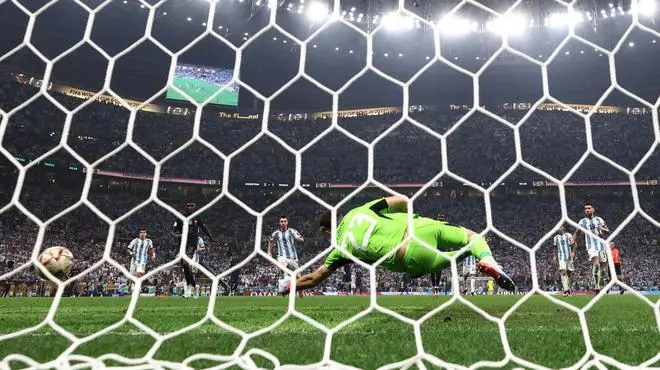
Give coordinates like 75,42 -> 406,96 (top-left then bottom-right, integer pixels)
37,247 -> 74,280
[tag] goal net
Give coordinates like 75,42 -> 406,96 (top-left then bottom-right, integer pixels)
0,0 -> 659,368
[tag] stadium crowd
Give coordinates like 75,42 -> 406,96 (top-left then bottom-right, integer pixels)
0,71 -> 658,297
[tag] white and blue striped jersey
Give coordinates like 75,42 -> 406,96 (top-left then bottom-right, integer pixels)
579,216 -> 607,252
553,233 -> 574,261
463,255 -> 476,270
271,228 -> 301,260
129,238 -> 153,265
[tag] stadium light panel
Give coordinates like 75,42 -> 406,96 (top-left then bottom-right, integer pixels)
547,12 -> 567,29
638,0 -> 657,15
568,9 -> 584,25
486,13 -> 527,37
438,15 -> 470,35
306,2 -> 328,22
382,12 -> 414,31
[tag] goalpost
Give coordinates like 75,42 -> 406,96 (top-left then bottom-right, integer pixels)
0,0 -> 659,369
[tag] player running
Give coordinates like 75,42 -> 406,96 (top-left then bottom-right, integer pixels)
573,202 -> 610,292
553,225 -> 575,296
172,202 -> 215,298
281,196 -> 515,295
268,215 -> 305,277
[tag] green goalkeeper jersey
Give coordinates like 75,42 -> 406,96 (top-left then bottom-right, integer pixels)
324,199 -> 410,272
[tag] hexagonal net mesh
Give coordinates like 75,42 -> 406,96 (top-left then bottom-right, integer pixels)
0,0 -> 659,368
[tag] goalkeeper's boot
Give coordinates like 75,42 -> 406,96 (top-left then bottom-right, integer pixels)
477,261 -> 516,292
193,285 -> 200,299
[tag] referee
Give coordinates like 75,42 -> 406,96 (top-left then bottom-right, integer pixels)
610,242 -> 625,294
171,202 -> 215,298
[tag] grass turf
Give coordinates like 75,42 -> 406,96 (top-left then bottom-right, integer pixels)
167,77 -> 238,106
0,295 -> 658,369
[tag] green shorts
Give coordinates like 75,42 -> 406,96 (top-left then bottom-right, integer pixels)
403,217 -> 469,278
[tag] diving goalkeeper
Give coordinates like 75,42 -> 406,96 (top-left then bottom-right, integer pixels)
281,196 -> 515,294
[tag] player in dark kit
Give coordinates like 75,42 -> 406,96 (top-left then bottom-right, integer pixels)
171,202 -> 215,298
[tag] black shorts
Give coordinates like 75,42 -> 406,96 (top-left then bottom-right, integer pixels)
614,263 -> 622,276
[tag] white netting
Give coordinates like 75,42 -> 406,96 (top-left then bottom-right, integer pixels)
0,0 -> 659,369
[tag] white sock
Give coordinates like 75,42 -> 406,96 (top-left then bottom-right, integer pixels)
470,278 -> 475,293
480,256 -> 498,268
561,274 -> 569,291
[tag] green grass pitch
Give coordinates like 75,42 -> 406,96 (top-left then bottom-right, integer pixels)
167,77 -> 238,106
0,295 -> 658,369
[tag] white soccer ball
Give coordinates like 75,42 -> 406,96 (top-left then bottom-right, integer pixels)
37,247 -> 74,280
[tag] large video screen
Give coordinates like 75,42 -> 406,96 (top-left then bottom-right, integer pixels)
166,63 -> 239,106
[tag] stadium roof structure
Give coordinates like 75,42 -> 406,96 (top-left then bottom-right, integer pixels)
0,0 -> 658,110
